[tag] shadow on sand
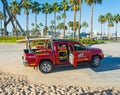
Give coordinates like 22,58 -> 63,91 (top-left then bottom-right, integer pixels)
52,64 -> 88,73
52,56 -> 120,73
92,56 -> 120,72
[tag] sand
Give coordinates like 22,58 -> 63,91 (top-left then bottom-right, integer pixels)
0,71 -> 120,95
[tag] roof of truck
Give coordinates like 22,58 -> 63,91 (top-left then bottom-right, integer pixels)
17,37 -> 70,43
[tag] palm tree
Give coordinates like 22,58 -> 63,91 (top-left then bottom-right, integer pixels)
69,0 -> 80,40
57,15 -> 61,25
60,0 -> 70,37
52,2 -> 60,38
102,16 -> 106,36
113,14 -> 120,40
62,13 -> 67,37
31,1 -> 41,28
68,21 -> 73,34
42,2 -> 52,28
9,0 -> 21,39
49,20 -> 55,32
39,22 -> 43,35
68,21 -> 73,39
43,26 -> 48,36
78,0 -> 83,41
56,15 -> 61,32
31,23 -> 35,28
98,15 -> 105,38
84,0 -> 102,39
57,22 -> 68,34
108,21 -> 114,39
22,0 -> 32,37
31,24 -> 40,37
0,11 -> 4,36
42,2 -> 52,36
105,13 -> 113,39
82,21 -> 88,33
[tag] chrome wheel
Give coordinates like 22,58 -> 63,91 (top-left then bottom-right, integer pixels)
90,56 -> 101,67
94,56 -> 100,66
40,61 -> 52,73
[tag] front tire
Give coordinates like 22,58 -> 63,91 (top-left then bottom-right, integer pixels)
90,56 -> 101,67
39,61 -> 53,73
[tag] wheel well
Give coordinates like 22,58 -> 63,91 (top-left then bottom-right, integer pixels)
91,55 -> 102,60
39,59 -> 53,66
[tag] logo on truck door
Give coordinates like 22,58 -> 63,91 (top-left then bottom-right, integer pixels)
78,53 -> 84,58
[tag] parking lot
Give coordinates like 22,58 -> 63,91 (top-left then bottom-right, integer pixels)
0,42 -> 120,87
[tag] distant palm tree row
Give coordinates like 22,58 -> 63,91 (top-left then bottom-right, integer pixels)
0,0 -> 103,40
98,13 -> 120,40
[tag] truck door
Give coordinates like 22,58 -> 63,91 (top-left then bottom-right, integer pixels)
73,43 -> 89,64
68,45 -> 77,67
57,43 -> 69,63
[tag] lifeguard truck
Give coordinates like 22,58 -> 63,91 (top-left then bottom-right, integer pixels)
22,38 -> 104,73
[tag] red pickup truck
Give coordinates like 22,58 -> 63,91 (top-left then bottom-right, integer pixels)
22,39 -> 104,73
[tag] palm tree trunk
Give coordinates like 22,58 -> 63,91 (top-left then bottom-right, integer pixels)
0,20 -> 2,36
115,23 -> 117,40
57,19 -> 60,32
35,13 -> 37,28
15,15 -> 18,40
83,27 -> 85,33
69,27 -> 70,34
73,3 -> 76,40
16,20 -> 18,40
45,13 -> 47,27
44,13 -> 48,36
57,14 -> 60,33
26,14 -> 29,42
26,14 -> 30,49
85,27 -> 87,33
100,23 -> 102,38
54,12 -> 56,38
26,14 -> 29,35
108,26 -> 110,39
3,5 -> 8,36
103,23 -> 105,36
90,4 -> 94,39
63,11 -> 66,38
78,0 -> 82,41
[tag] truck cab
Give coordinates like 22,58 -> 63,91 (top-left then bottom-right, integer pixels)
22,39 -> 104,73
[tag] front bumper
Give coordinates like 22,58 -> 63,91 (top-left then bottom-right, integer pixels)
22,56 -> 28,66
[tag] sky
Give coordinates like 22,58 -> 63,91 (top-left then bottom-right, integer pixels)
0,0 -> 120,35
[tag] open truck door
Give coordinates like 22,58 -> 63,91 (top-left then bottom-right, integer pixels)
68,45 -> 77,67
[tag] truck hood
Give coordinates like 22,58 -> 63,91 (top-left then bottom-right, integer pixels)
86,47 -> 102,52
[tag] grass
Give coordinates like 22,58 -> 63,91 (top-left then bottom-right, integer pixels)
106,39 -> 120,42
0,36 -> 24,43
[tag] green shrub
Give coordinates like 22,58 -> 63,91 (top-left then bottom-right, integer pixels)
0,36 -> 24,43
79,38 -> 104,45
97,40 -> 104,44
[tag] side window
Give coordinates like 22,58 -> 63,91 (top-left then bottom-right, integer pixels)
58,44 -> 68,50
73,44 -> 86,51
58,44 -> 68,59
69,45 -> 73,52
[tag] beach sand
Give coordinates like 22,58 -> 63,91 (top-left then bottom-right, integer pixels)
0,71 -> 120,95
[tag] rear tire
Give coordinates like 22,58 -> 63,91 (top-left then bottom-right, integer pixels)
39,61 -> 53,73
90,56 -> 101,67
